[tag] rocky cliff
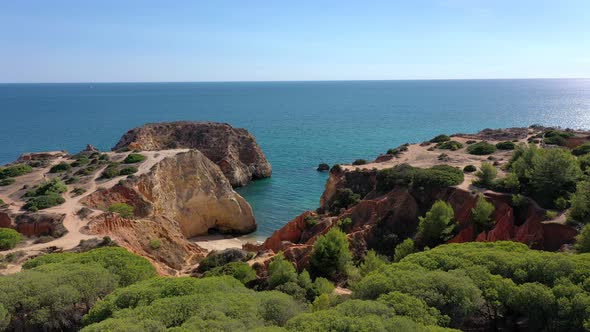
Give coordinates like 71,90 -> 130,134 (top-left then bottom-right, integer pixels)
112,121 -> 272,187
261,168 -> 578,271
81,150 -> 257,273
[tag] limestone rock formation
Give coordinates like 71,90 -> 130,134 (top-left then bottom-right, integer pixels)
83,150 -> 257,238
112,121 -> 272,187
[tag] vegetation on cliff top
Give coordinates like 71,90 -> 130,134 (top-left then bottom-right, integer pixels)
376,164 -> 464,192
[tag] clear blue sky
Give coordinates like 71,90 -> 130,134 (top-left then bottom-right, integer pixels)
1,0 -> 589,82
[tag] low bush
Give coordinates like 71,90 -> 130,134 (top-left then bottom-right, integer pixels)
100,163 -> 120,179
496,141 -> 516,150
23,193 -> 66,211
437,140 -> 463,151
329,188 -> 360,213
352,159 -> 367,166
545,210 -> 558,220
467,141 -> 497,155
0,228 -> 23,250
463,165 -> 477,173
148,239 -> 161,250
377,164 -> 464,192
26,179 -> 67,197
572,143 -> 590,156
108,203 -> 134,218
65,176 -> 80,184
309,228 -> 352,280
0,178 -> 15,186
49,162 -> 72,173
71,187 -> 87,196
0,164 -> 33,179
123,153 -> 146,164
430,134 -> 451,143
473,162 -> 497,187
203,262 -> 257,285
118,167 -> 138,176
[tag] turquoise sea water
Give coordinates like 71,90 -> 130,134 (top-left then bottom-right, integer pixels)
1,79 -> 589,236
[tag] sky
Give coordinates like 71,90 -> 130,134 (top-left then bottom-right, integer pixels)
0,0 -> 589,82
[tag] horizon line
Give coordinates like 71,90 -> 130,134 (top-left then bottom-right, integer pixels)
1,77 -> 589,85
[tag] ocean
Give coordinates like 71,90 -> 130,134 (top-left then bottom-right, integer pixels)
1,79 -> 589,236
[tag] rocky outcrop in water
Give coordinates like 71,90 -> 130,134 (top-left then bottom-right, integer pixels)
112,121 -> 272,187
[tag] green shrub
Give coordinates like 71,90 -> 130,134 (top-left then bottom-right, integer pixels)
0,178 -> 15,186
352,159 -> 367,166
0,164 -> 33,179
0,228 -> 23,250
310,228 -> 352,280
203,262 -> 257,285
463,165 -> 476,173
100,163 -> 120,179
393,238 -> 415,262
359,250 -> 387,277
417,200 -> 456,247
430,134 -> 451,143
0,247 -> 154,331
511,194 -> 527,207
543,130 -> 573,146
119,167 -> 138,176
437,140 -> 463,151
491,172 -> 520,193
473,162 -> 497,187
496,141 -> 516,150
467,141 -> 497,155
23,193 -> 65,211
575,224 -> 590,253
149,239 -> 161,250
329,188 -> 360,213
108,203 -> 134,218
24,178 -> 67,197
124,153 -> 146,164
568,181 -> 590,224
65,176 -> 80,184
268,253 -> 298,288
376,164 -> 464,192
528,148 -> 581,208
572,143 -> 590,156
71,187 -> 87,196
471,195 -> 495,229
386,144 -> 409,155
545,210 -> 558,220
49,162 -> 72,173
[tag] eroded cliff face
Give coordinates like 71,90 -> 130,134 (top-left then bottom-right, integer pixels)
262,169 -> 578,271
112,121 -> 272,187
83,150 -> 257,237
86,212 -> 205,275
82,150 -> 257,273
0,211 -> 66,238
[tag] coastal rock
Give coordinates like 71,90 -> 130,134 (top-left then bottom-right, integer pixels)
317,163 -> 330,172
84,144 -> 99,152
112,121 -> 272,187
82,150 -> 257,238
